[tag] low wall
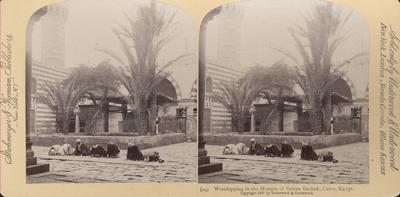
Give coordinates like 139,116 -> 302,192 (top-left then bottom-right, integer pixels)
31,133 -> 186,149
203,133 -> 362,149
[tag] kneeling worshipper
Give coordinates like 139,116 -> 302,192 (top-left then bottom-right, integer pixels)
48,144 -> 74,156
143,151 -> 164,163
281,141 -> 294,157
74,139 -> 91,156
248,138 -> 264,155
107,142 -> 120,158
223,143 -> 249,155
265,144 -> 281,157
300,141 -> 338,163
318,150 -> 339,163
90,144 -> 108,157
126,142 -> 144,161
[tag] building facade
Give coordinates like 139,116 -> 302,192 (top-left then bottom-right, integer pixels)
32,4 -> 70,134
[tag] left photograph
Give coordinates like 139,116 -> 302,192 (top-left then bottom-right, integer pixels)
26,0 -> 197,183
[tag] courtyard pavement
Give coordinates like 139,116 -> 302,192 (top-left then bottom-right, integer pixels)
199,142 -> 369,184
27,142 -> 196,183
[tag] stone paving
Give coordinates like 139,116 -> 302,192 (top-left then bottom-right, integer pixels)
27,142 -> 196,183
199,142 -> 369,184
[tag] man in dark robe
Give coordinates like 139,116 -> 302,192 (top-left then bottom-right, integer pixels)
74,139 -> 91,156
265,144 -> 281,157
281,141 -> 294,157
90,144 -> 108,157
248,138 -> 264,155
300,141 -> 319,161
126,142 -> 144,161
107,142 -> 120,158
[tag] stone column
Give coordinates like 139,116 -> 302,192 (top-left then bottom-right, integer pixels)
74,106 -> 80,133
249,105 -> 255,132
296,100 -> 302,119
26,7 -> 50,175
198,7 -> 223,174
102,99 -> 109,132
278,99 -> 284,132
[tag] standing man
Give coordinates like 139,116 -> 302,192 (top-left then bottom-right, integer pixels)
155,116 -> 160,135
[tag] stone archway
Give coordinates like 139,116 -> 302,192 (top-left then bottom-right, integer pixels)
331,72 -> 357,100
324,73 -> 357,133
190,79 -> 197,100
158,71 -> 182,101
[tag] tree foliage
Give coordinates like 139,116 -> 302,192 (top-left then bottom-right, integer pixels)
37,74 -> 91,133
276,2 -> 367,133
214,61 -> 295,133
37,61 -> 120,133
98,2 -> 189,134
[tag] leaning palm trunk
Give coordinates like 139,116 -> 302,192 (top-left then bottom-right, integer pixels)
86,107 -> 101,133
259,107 -> 277,135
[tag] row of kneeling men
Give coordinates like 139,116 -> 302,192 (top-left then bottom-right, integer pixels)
48,139 -> 164,163
223,138 -> 338,163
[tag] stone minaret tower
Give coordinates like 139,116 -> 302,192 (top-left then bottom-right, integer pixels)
215,4 -> 243,68
41,4 -> 68,67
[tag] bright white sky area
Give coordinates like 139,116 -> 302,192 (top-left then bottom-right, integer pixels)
205,0 -> 369,98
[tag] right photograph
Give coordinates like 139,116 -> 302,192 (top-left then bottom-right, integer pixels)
198,0 -> 369,184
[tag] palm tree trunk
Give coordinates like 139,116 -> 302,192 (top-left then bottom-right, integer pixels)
102,99 -> 109,133
137,104 -> 148,135
311,97 -> 324,134
238,112 -> 244,134
87,107 -> 101,133
148,92 -> 157,135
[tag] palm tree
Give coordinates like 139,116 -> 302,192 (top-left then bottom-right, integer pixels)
73,61 -> 121,133
38,76 -> 91,133
276,2 -> 367,133
244,62 -> 296,133
98,1 -> 189,134
214,78 -> 262,133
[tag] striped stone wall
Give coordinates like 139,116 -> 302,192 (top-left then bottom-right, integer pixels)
32,61 -> 70,134
205,61 -> 243,133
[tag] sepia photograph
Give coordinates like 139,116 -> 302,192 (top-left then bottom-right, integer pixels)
198,0 -> 370,184
25,0 -> 197,183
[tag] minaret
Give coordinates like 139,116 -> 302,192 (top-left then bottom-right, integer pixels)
215,4 -> 243,68
41,4 -> 68,67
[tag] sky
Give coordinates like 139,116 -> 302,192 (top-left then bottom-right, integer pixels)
205,0 -> 370,98
31,0 -> 197,98
30,0 -> 370,99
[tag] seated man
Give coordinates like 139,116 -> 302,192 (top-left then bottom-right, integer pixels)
106,142 -> 120,158
143,151 -> 164,163
223,143 -> 249,155
74,139 -> 91,156
126,142 -> 144,161
281,141 -> 294,157
48,144 -> 74,156
90,144 -> 108,157
248,138 -> 264,155
265,144 -> 281,157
